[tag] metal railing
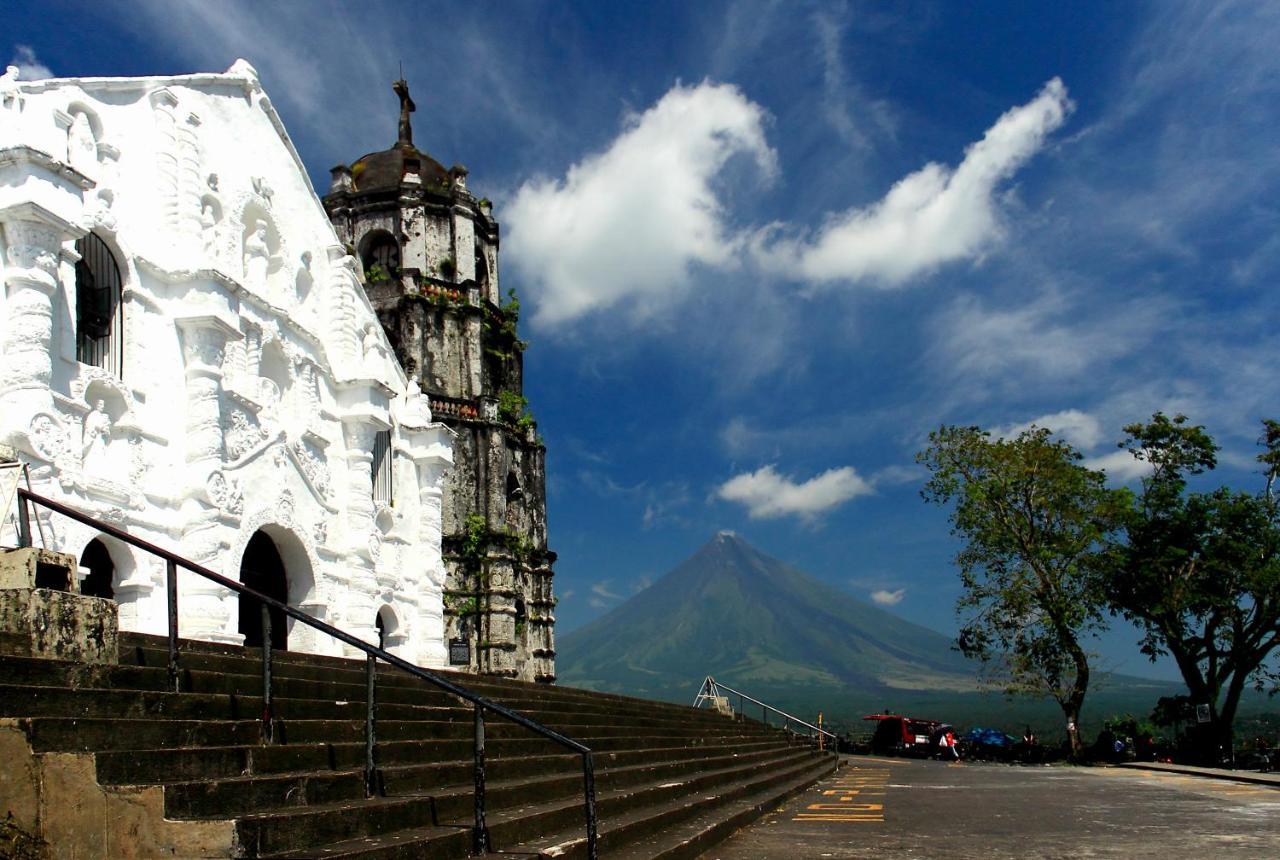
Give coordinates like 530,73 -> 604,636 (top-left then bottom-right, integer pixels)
693,675 -> 837,748
15,488 -> 598,858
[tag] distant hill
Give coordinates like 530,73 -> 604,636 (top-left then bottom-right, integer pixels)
558,532 -> 1181,736
559,531 -> 977,700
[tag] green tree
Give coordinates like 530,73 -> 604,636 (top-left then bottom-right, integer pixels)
919,425 -> 1127,758
1104,413 -> 1280,758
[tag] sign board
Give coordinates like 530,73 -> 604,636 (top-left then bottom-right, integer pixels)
1196,704 -> 1211,724
448,637 -> 470,666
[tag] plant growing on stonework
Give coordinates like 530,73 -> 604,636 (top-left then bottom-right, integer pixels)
437,255 -> 456,279
498,390 -> 535,430
918,425 -> 1128,760
461,513 -> 487,569
365,263 -> 391,285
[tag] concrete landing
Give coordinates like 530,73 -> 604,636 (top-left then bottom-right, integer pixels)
699,755 -> 1280,859
1117,760 -> 1280,787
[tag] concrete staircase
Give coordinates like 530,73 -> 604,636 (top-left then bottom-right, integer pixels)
1,632 -> 837,857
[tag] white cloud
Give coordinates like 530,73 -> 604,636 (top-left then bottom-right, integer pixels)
931,289 -> 1144,390
9,45 -> 51,80
1000,409 -> 1105,451
588,580 -> 624,609
870,464 -> 925,487
757,78 -> 1072,286
870,588 -> 906,607
717,464 -> 872,520
811,8 -> 896,150
506,81 -> 776,327
1083,449 -> 1153,483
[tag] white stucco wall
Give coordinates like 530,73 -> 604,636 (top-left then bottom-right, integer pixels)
0,61 -> 454,666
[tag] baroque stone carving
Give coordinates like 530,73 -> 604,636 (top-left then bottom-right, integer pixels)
226,408 -> 268,460
128,434 -> 147,485
290,438 -> 331,499
3,220 -> 62,278
243,218 -> 271,287
251,176 -> 274,207
81,399 -> 112,471
277,488 -> 295,520
29,413 -> 71,462
207,470 -> 244,515
180,325 -> 227,370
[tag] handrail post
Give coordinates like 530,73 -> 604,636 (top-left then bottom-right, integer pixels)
365,654 -> 378,797
473,703 -> 490,854
16,492 -> 31,548
166,560 -> 179,692
261,604 -> 275,743
582,751 -> 599,860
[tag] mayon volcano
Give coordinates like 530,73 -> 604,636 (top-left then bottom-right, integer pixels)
558,532 -> 978,706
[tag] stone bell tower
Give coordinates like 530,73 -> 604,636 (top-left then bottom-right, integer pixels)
323,80 -> 556,682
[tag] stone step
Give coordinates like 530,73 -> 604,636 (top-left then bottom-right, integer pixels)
605,756 -> 839,860
95,733 -> 791,786
18,713 -> 783,758
261,749 -> 835,858
0,683 -> 768,742
243,746 -> 828,858
104,652 -> 740,732
121,633 -> 728,720
489,755 -> 834,860
1,634 -> 835,858
163,743 -> 806,821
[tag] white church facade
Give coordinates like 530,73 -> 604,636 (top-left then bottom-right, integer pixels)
0,61 -> 455,665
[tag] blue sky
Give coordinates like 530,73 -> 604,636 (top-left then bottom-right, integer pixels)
11,1 -> 1280,681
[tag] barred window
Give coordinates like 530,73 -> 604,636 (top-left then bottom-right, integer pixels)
75,233 -> 123,376
371,430 -> 394,505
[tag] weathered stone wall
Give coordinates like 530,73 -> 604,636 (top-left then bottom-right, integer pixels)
323,94 -> 557,681
0,721 -> 237,859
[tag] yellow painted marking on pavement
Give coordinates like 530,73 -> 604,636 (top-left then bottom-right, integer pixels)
793,815 -> 884,821
791,766 -> 891,823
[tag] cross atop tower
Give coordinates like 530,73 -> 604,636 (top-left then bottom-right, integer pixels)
392,78 -> 415,148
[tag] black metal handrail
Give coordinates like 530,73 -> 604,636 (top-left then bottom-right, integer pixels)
15,487 -> 598,858
694,675 -> 837,747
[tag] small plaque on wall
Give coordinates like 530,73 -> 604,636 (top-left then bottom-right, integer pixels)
449,637 -> 470,666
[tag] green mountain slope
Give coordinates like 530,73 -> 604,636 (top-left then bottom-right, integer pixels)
558,531 -> 978,701
558,533 -> 1186,736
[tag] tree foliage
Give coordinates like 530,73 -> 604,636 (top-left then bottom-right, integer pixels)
1103,413 -> 1280,754
918,425 -> 1128,758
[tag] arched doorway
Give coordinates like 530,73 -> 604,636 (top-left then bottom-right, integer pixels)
79,538 -> 115,600
239,531 -> 288,649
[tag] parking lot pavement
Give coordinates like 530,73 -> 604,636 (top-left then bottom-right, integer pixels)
699,755 -> 1280,859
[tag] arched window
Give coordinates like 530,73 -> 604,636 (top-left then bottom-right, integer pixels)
371,429 -> 393,505
506,470 -> 523,503
79,538 -> 115,600
75,233 -> 123,376
360,231 -> 399,278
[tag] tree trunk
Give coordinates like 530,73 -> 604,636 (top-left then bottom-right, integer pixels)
1064,636 -> 1090,762
1063,701 -> 1083,760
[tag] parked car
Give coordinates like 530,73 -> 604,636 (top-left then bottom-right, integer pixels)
864,714 -> 944,757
